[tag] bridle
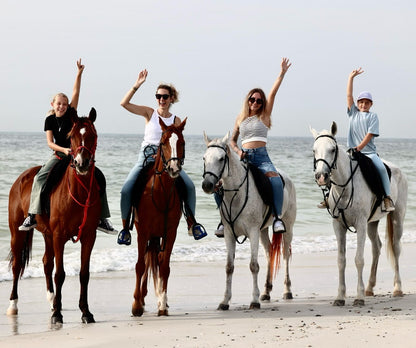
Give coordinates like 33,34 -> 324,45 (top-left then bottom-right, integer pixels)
157,130 -> 185,174
313,134 -> 359,232
203,144 -> 250,244
68,122 -> 99,243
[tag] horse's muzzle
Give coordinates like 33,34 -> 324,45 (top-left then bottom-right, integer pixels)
315,171 -> 329,186
202,178 -> 215,194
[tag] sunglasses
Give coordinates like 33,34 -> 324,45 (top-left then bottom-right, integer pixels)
248,97 -> 263,105
156,94 -> 170,100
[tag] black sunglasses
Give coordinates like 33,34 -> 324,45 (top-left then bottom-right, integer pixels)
156,94 -> 170,100
248,97 -> 263,105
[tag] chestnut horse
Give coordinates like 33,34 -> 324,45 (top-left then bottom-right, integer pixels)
132,118 -> 187,317
7,108 -> 101,324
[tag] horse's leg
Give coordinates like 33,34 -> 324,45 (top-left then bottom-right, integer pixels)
218,232 -> 236,310
248,233 -> 261,309
7,230 -> 27,316
79,236 -> 96,323
51,241 -> 66,324
353,223 -> 367,306
42,233 -> 55,310
259,228 -> 272,302
157,243 -> 174,316
333,221 -> 347,306
388,211 -> 404,297
365,221 -> 381,296
282,225 -> 293,300
132,240 -> 146,317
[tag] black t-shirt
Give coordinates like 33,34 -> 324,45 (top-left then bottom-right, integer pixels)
44,106 -> 75,148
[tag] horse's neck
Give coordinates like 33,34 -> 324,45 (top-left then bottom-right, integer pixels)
331,149 -> 355,191
222,148 -> 247,186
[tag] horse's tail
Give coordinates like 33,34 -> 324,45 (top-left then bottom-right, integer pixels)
270,233 -> 283,280
385,213 -> 400,264
145,238 -> 160,292
8,230 -> 33,278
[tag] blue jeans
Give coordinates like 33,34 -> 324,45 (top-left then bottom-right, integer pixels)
120,145 -> 196,220
243,146 -> 283,217
365,152 -> 391,196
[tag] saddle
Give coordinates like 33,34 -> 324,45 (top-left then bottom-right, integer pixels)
40,155 -> 105,214
349,149 -> 391,200
248,163 -> 285,208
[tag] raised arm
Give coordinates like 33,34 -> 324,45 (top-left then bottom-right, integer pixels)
69,59 -> 85,110
347,67 -> 364,109
120,69 -> 154,121
264,57 -> 291,117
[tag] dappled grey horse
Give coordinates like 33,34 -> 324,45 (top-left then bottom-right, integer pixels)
202,133 -> 296,310
311,122 -> 407,306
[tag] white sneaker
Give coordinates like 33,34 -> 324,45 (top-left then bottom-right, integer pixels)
273,219 -> 285,233
214,223 -> 224,238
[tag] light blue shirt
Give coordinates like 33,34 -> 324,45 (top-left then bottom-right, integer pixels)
347,104 -> 379,155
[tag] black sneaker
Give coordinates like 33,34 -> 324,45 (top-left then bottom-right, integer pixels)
18,214 -> 37,231
97,219 -> 118,235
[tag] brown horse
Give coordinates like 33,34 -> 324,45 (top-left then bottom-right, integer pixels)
7,108 -> 101,324
132,118 -> 187,317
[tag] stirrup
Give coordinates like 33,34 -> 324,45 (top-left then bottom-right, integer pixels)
214,223 -> 224,238
273,218 -> 286,233
192,223 -> 207,240
117,229 -> 131,246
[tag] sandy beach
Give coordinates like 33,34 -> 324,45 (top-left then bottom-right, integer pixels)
0,242 -> 415,348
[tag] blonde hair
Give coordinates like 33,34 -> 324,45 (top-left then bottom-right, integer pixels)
236,88 -> 270,128
47,93 -> 69,116
157,84 -> 179,104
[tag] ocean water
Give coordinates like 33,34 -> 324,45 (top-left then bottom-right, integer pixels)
0,132 -> 415,281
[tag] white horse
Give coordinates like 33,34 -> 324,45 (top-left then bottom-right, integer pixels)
202,133 -> 296,310
311,122 -> 407,306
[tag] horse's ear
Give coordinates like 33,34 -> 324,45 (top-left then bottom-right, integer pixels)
89,107 -> 97,123
68,107 -> 79,124
178,117 -> 187,132
309,126 -> 318,139
222,132 -> 230,144
159,117 -> 167,131
331,121 -> 337,136
203,131 -> 211,146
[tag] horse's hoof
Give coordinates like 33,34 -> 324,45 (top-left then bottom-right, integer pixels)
81,314 -> 95,323
51,313 -> 63,324
365,290 -> 374,297
132,307 -> 144,317
157,309 -> 168,316
217,303 -> 229,311
333,299 -> 345,306
283,292 -> 293,300
6,307 -> 18,316
353,299 -> 365,306
393,290 -> 404,297
260,294 -> 270,302
249,302 -> 260,310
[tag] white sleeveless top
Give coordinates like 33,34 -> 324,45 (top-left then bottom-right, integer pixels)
141,110 -> 176,147
240,115 -> 268,145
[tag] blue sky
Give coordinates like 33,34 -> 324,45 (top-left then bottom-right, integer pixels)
1,0 -> 415,138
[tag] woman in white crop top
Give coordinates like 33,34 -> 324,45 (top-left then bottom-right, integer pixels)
117,69 -> 206,245
215,58 -> 291,236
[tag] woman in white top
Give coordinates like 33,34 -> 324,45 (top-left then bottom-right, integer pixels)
117,69 -> 206,245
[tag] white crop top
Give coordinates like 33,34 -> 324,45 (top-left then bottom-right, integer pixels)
141,110 -> 176,147
240,115 -> 268,145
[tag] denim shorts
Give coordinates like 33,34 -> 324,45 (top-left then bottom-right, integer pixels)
243,146 -> 277,174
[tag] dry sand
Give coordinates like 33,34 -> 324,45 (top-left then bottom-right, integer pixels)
0,243 -> 415,347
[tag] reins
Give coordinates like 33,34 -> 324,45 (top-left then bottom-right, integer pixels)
314,135 -> 359,233
203,144 -> 250,244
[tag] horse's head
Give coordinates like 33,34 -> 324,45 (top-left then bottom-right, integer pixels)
201,132 -> 230,194
158,117 -> 186,178
310,121 -> 338,187
68,107 -> 98,175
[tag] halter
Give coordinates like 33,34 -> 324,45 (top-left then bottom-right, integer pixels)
157,130 -> 185,174
313,134 -> 359,232
203,144 -> 250,244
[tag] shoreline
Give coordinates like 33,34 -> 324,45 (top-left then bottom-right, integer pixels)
0,244 -> 415,347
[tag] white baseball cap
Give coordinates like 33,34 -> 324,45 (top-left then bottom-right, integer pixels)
357,91 -> 373,102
